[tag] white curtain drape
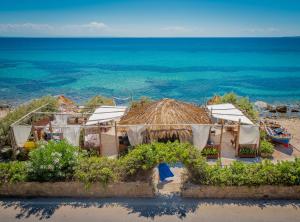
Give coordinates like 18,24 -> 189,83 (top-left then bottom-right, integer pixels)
127,125 -> 145,146
239,125 -> 259,145
12,125 -> 32,147
62,125 -> 81,146
84,134 -> 100,147
191,125 -> 211,151
54,114 -> 69,126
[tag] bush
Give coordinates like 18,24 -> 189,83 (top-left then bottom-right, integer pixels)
260,140 -> 274,156
239,146 -> 256,155
0,161 -> 28,185
192,159 -> 300,186
75,157 -> 119,187
260,130 -> 267,140
119,141 -> 207,182
201,147 -> 218,156
130,96 -> 152,109
85,95 -> 114,110
27,140 -> 80,182
0,96 -> 58,148
119,143 -> 158,181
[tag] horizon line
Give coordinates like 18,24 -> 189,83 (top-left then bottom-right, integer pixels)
0,36 -> 299,39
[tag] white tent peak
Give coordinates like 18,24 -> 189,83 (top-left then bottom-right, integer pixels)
206,103 -> 253,125
86,105 -> 127,125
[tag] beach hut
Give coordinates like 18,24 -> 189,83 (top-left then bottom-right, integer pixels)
207,103 -> 259,157
118,98 -> 211,146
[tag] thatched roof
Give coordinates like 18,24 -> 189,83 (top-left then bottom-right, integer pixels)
119,98 -> 211,140
57,95 -> 75,106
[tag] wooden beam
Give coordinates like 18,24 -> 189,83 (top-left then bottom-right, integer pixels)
10,103 -> 49,127
235,119 -> 241,157
219,120 -> 224,158
114,121 -> 119,156
98,123 -> 102,156
9,127 -> 17,160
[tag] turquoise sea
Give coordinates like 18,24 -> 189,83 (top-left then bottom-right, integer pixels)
0,37 -> 300,105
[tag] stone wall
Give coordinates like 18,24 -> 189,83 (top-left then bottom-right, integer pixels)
182,184 -> 300,199
0,182 -> 155,198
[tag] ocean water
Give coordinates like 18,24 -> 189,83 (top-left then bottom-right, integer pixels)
0,37 -> 300,105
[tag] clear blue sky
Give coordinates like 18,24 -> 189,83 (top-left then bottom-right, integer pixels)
0,0 -> 299,37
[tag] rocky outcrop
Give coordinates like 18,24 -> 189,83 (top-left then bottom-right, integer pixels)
254,101 -> 268,110
276,105 -> 288,113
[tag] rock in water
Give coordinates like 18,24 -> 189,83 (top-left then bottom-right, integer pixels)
276,105 -> 288,113
291,108 -> 299,113
254,101 -> 268,110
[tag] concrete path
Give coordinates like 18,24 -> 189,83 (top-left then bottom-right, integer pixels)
1,197 -> 300,222
154,164 -> 184,195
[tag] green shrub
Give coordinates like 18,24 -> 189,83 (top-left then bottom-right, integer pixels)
201,147 -> 218,156
85,95 -> 114,109
119,143 -> 158,181
119,141 -> 207,182
0,161 -> 28,185
260,140 -> 274,155
239,146 -> 256,155
75,156 -> 119,187
130,96 -> 152,108
192,159 -> 300,186
260,130 -> 267,140
27,140 -> 80,182
0,96 -> 58,148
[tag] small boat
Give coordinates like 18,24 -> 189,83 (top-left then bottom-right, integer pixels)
265,126 -> 291,147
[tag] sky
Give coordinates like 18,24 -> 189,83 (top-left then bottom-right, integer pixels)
0,0 -> 299,37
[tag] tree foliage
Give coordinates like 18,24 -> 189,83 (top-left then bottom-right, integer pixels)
85,95 -> 114,108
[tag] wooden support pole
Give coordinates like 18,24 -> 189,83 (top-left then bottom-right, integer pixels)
31,125 -> 38,142
114,121 -> 119,156
49,121 -> 55,141
235,119 -> 241,157
98,123 -> 102,156
257,127 -> 261,156
219,120 -> 224,158
10,127 -> 17,160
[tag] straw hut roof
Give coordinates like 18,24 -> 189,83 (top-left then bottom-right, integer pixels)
207,95 -> 221,105
57,95 -> 75,106
119,98 -> 211,140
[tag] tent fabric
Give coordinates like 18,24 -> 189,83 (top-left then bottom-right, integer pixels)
207,103 -> 253,125
239,125 -> 260,145
84,134 -> 100,148
61,125 -> 81,146
191,125 -> 211,151
127,125 -> 145,146
12,125 -> 32,147
86,106 -> 127,126
54,114 -> 69,126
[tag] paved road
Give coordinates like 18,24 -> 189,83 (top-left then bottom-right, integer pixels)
1,196 -> 300,222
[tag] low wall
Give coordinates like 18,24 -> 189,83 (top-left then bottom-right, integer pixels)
182,184 -> 300,199
0,181 -> 155,198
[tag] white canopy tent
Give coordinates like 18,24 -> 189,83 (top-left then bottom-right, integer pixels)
206,103 -> 253,125
86,106 -> 127,126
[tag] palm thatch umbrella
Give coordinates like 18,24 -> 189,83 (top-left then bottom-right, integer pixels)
119,98 -> 211,142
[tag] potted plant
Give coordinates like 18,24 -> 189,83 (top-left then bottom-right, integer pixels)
238,144 -> 256,158
201,146 -> 219,159
260,140 -> 274,158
